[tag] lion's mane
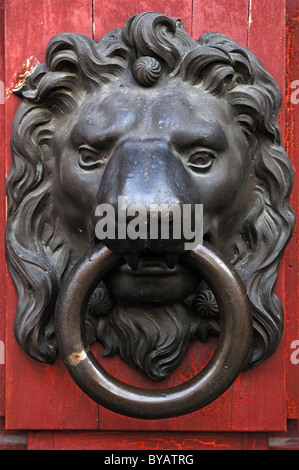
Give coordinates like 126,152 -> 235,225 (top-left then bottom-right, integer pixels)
6,12 -> 295,368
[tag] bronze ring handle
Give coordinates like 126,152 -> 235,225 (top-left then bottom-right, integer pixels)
55,244 -> 252,419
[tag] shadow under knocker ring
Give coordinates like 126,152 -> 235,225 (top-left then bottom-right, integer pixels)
55,243 -> 252,419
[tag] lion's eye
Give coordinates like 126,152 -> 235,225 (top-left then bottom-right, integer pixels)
78,145 -> 107,169
187,150 -> 216,172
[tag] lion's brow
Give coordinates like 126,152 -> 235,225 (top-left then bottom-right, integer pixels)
70,124 -> 121,148
173,122 -> 228,150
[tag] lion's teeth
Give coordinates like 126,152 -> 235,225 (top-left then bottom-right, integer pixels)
164,253 -> 180,269
123,253 -> 140,271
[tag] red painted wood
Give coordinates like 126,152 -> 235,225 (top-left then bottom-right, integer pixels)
27,422 -> 299,450
93,0 -> 193,40
231,341 -> 285,431
28,431 -> 55,450
25,421 -> 299,450
242,433 -> 269,450
285,0 -> 299,420
4,0 -> 99,430
28,430 -> 245,450
247,0 -> 286,91
27,429 -> 273,450
0,0 -> 6,417
192,0 -> 249,46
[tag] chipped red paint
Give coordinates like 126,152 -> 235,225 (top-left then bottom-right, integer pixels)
5,56 -> 39,99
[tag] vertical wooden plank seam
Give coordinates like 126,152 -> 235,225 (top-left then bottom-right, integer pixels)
92,0 -> 100,429
0,0 -> 6,418
191,0 -> 194,38
92,0 -> 95,40
285,0 -> 299,419
2,0 -> 7,419
231,0 -> 248,427
282,0 -> 288,427
95,0 -> 103,432
4,4 -> 8,424
246,0 -> 252,48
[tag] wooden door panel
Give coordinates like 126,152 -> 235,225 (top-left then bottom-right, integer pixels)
192,0 -> 249,45
3,0 -> 295,432
93,0 -> 193,40
285,0 -> 299,420
26,429 -> 265,450
0,0 -> 5,417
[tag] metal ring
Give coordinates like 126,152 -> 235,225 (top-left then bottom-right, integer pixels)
55,244 -> 252,419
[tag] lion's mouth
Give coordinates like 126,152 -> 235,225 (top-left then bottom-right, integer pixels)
122,252 -> 181,273
103,251 -> 200,304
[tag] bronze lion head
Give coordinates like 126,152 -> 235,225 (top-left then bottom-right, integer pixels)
6,12 -> 295,381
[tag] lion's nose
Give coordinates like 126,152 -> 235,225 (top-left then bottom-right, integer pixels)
95,138 -> 199,254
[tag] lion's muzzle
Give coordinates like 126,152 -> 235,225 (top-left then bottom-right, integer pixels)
95,138 -> 201,257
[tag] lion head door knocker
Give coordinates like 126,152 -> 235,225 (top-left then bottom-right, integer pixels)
6,12 -> 295,418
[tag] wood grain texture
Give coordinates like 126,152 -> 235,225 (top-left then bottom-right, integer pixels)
0,0 -> 6,417
27,429 -> 267,450
93,0 -> 193,40
192,0 -> 249,45
25,421 -> 299,450
285,0 -> 299,420
247,0 -> 286,91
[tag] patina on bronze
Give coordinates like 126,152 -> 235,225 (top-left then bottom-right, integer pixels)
6,12 -> 295,416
